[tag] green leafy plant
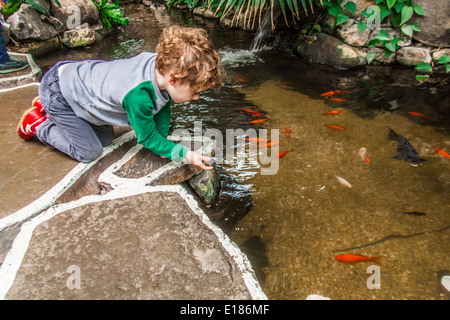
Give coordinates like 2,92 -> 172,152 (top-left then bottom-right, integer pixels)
3,0 -> 61,17
167,0 -> 201,10
357,0 -> 424,65
93,0 -> 129,29
415,55 -> 450,82
322,0 -> 356,27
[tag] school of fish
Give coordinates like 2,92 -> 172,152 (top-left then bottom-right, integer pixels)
239,87 -> 446,266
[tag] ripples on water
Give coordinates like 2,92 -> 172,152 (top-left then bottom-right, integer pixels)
34,3 -> 450,300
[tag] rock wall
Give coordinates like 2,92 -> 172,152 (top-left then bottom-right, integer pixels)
5,0 -> 103,50
296,0 -> 450,69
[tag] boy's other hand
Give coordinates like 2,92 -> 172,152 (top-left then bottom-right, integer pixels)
185,150 -> 213,170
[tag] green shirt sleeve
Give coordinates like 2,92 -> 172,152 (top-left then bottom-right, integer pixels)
122,81 -> 188,161
153,100 -> 171,137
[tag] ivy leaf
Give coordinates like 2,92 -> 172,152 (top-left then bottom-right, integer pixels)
367,51 -> 377,65
446,63 -> 450,73
410,23 -> 421,32
385,41 -> 397,52
380,6 -> 391,21
437,56 -> 450,64
357,21 -> 367,35
413,4 -> 425,16
336,13 -> 349,26
328,5 -> 343,18
391,13 -> 400,28
375,29 -> 390,41
343,1 -> 357,14
322,0 -> 333,8
400,6 -> 414,25
25,0 -> 49,16
393,2 -> 404,13
386,0 -> 396,10
415,74 -> 429,81
401,24 -> 413,37
415,62 -> 432,72
368,39 -> 380,48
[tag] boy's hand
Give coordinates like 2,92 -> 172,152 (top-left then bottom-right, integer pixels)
185,150 -> 213,170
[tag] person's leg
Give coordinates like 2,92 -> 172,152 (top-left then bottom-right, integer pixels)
35,64 -> 108,162
0,23 -> 10,63
0,22 -> 29,71
92,124 -> 115,147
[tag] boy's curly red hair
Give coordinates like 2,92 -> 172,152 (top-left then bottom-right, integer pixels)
156,25 -> 222,90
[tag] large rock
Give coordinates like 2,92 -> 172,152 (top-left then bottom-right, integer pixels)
50,0 -> 99,30
61,23 -> 95,48
411,0 -> 450,47
336,19 -> 371,47
396,46 -> 432,66
7,4 -> 60,41
297,32 -> 367,69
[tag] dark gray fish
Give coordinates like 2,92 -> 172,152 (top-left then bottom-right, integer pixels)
403,211 -> 426,216
387,127 -> 427,167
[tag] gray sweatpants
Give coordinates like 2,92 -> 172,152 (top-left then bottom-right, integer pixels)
36,61 -> 114,162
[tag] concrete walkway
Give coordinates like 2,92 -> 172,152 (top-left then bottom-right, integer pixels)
0,55 -> 267,300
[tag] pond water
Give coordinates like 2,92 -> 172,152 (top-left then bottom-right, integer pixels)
34,3 -> 450,300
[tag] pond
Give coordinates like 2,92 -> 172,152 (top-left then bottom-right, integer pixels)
34,3 -> 450,300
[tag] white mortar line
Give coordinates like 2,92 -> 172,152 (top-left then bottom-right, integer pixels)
0,81 -> 40,93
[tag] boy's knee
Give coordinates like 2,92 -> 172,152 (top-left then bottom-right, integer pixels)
73,144 -> 103,163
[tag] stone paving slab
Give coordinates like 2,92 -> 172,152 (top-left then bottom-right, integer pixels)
0,83 -> 78,218
2,188 -> 264,299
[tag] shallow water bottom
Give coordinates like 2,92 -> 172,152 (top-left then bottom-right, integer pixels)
228,80 -> 450,300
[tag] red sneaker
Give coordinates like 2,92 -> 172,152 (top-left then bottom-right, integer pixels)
17,107 -> 46,140
32,96 -> 44,113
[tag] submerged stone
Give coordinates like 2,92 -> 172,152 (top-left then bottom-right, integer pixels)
190,165 -> 253,233
188,165 -> 221,206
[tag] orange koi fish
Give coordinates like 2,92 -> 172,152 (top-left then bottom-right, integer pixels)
408,112 -> 433,121
335,254 -> 382,265
329,98 -> 346,102
321,90 -> 342,97
240,108 -> 261,117
285,127 -> 292,138
276,149 -> 293,159
245,137 -> 271,143
323,110 -> 343,115
234,74 -> 248,83
258,141 -> 280,149
358,147 -> 370,163
435,148 -> 450,158
247,118 -> 267,124
325,124 -> 345,131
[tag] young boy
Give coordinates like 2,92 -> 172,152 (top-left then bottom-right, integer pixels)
17,25 -> 222,170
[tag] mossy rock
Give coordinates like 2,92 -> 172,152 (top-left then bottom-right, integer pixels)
297,32 -> 367,69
